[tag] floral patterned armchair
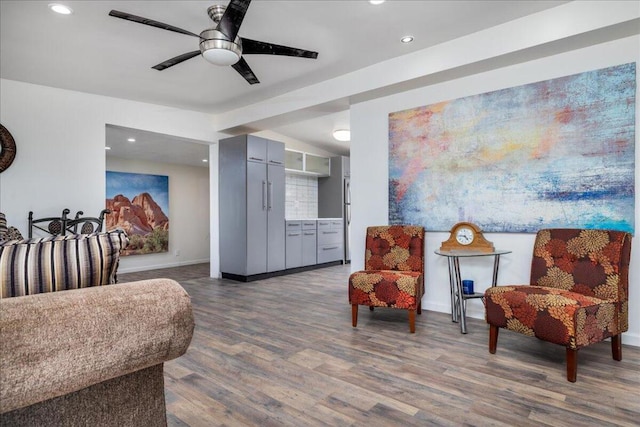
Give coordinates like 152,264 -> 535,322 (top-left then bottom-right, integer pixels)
349,225 -> 425,333
485,229 -> 632,382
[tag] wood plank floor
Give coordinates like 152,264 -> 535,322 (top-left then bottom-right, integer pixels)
119,264 -> 640,426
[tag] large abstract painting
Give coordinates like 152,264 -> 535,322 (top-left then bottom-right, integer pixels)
389,63 -> 635,234
106,171 -> 169,255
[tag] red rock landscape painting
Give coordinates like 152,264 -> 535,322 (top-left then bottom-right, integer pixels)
106,171 -> 169,256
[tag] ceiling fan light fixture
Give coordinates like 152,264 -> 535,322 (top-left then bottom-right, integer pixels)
200,29 -> 242,66
202,48 -> 241,66
332,129 -> 351,142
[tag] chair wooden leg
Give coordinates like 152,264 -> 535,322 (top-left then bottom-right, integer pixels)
408,310 -> 416,333
417,300 -> 422,315
612,334 -> 622,361
489,325 -> 498,354
369,306 -> 374,311
566,348 -> 578,382
351,304 -> 358,327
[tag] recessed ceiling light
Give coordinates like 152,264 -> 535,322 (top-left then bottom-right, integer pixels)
401,36 -> 414,43
105,146 -> 111,150
369,0 -> 385,5
48,3 -> 73,15
127,138 -> 136,143
332,129 -> 351,142
202,159 -> 208,163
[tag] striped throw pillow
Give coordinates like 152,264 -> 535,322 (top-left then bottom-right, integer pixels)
0,230 -> 129,298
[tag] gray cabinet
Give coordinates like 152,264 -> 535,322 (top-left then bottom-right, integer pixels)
219,135 -> 285,279
286,220 -> 317,268
317,219 -> 343,264
285,220 -> 302,269
301,221 -> 317,266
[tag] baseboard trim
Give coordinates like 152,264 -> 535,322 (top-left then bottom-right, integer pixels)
117,259 -> 209,274
221,261 -> 344,282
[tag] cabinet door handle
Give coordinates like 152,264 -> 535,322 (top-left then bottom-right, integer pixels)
262,180 -> 267,210
303,232 -> 315,236
323,231 -> 338,234
287,233 -> 301,237
269,160 -> 283,165
267,181 -> 273,210
323,246 -> 339,250
249,156 -> 265,161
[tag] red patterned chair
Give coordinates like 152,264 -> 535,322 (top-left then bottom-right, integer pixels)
349,225 -> 425,333
485,229 -> 632,382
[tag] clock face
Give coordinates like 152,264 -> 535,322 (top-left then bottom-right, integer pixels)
456,227 -> 474,245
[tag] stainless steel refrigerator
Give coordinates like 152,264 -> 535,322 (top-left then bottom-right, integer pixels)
318,156 -> 350,263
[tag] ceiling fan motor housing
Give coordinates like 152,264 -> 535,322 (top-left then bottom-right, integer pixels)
200,28 -> 242,65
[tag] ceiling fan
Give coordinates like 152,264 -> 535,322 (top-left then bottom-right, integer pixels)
108,0 -> 318,85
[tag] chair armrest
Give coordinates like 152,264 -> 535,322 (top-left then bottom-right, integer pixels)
0,279 -> 194,414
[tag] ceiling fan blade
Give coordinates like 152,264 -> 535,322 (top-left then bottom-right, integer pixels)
241,38 -> 318,59
231,57 -> 260,85
109,10 -> 201,38
216,0 -> 251,41
152,51 -> 201,71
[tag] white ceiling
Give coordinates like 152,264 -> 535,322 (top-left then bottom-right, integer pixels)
1,0 -> 570,161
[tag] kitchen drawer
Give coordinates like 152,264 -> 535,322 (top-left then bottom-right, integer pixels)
317,220 -> 332,231
317,228 -> 341,245
286,220 -> 302,230
317,243 -> 343,264
302,220 -> 316,230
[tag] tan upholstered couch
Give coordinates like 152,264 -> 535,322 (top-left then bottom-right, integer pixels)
0,229 -> 195,426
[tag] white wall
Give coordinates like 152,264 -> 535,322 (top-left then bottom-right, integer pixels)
0,79 -> 220,275
351,36 -> 640,346
106,157 -> 210,272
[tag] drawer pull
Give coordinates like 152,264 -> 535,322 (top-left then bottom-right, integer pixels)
322,231 -> 338,234
287,233 -> 301,236
323,246 -> 339,250
304,232 -> 315,236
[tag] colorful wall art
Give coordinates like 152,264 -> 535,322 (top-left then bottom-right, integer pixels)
106,171 -> 169,255
389,63 -> 636,234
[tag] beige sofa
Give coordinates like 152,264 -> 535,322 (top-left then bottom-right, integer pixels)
0,228 -> 194,426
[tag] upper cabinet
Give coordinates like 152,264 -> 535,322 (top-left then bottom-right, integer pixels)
248,136 -> 285,165
285,149 -> 331,177
284,150 -> 304,172
305,154 -> 330,175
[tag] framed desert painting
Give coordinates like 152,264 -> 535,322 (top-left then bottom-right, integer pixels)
106,171 -> 169,255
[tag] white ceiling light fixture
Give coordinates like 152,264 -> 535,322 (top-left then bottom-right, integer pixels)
401,35 -> 414,43
48,3 -> 73,15
202,159 -> 208,163
105,146 -> 111,150
369,1 -> 386,5
127,138 -> 136,143
332,129 -> 351,142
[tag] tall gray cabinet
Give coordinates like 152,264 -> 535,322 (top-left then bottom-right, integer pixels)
219,135 -> 286,281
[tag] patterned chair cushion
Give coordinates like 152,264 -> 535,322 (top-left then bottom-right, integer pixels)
485,228 -> 631,350
0,230 -> 129,298
349,270 -> 423,310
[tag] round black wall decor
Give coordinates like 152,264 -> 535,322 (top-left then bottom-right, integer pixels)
0,124 -> 17,173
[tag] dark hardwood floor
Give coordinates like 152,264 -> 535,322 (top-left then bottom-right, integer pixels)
119,264 -> 640,426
